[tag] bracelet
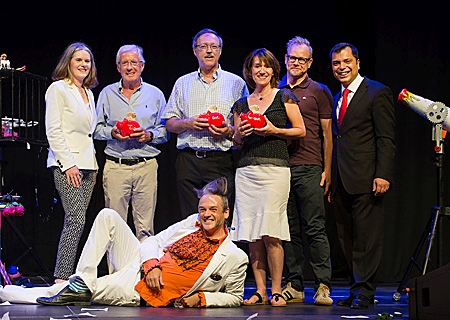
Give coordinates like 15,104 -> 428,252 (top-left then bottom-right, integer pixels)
143,264 -> 162,278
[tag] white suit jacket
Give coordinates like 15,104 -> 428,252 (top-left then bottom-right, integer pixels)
45,80 -> 98,171
140,214 -> 249,307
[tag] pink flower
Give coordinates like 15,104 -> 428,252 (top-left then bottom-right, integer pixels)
2,205 -> 14,217
14,205 -> 25,216
1,202 -> 26,217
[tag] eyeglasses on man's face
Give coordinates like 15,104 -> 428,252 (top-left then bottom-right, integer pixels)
119,60 -> 141,68
287,55 -> 311,65
195,43 -> 221,51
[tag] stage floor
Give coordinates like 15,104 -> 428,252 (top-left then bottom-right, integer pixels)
0,278 -> 410,320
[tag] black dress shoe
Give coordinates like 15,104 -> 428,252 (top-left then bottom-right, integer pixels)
36,285 -> 92,306
350,294 -> 372,309
336,294 -> 355,307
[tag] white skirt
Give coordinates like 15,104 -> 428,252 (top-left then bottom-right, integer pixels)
230,165 -> 291,242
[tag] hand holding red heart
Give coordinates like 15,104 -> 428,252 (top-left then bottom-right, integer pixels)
198,106 -> 225,127
115,112 -> 141,136
240,109 -> 266,129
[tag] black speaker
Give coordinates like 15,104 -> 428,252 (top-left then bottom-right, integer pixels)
408,262 -> 450,320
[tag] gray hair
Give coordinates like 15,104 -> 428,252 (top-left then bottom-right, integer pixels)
286,36 -> 313,56
116,44 -> 146,65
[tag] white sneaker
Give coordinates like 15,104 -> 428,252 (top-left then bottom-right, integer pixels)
314,283 -> 333,306
281,282 -> 304,303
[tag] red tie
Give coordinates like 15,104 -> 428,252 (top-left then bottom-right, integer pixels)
338,89 -> 350,127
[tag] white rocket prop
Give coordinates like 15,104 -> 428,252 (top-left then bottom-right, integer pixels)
398,88 -> 450,130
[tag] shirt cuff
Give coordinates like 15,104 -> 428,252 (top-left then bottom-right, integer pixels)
142,258 -> 159,273
197,292 -> 206,307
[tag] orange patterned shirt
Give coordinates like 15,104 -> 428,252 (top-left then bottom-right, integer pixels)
135,225 -> 227,307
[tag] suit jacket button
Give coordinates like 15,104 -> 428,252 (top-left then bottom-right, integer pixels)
88,134 -> 92,137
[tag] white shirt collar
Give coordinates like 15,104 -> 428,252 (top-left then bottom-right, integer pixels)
342,74 -> 364,94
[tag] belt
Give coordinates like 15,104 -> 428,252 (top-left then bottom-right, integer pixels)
105,154 -> 153,166
180,148 -> 231,159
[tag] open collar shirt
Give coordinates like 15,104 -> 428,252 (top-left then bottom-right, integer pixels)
162,66 -> 248,151
94,78 -> 168,158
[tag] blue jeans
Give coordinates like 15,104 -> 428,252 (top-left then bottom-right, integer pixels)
283,165 -> 332,291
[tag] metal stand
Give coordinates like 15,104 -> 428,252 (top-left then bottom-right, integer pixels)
0,70 -> 49,285
3,217 -> 53,278
0,192 -> 54,284
392,123 -> 450,301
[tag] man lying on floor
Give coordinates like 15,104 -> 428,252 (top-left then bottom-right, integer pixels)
0,177 -> 248,308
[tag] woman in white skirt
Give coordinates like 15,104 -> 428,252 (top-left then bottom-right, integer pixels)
230,48 -> 306,307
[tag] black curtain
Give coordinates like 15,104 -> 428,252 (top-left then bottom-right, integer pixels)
1,1 -> 449,284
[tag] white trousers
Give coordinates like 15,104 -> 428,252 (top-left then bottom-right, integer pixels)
0,208 -> 142,306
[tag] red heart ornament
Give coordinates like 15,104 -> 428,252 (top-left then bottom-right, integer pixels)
116,118 -> 140,136
199,111 -> 225,127
240,110 -> 266,128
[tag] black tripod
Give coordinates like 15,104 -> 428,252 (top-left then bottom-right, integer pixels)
392,123 -> 450,301
0,192 -> 53,285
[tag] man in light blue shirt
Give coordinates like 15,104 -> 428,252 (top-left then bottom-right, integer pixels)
94,44 -> 167,241
162,28 -> 248,219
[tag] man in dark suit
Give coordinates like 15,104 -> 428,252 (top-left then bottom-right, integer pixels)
328,43 -> 396,309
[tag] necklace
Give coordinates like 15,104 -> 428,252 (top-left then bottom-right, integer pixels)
254,88 -> 273,101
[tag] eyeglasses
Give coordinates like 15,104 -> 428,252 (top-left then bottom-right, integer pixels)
195,43 -> 221,51
287,55 -> 311,65
119,60 -> 141,68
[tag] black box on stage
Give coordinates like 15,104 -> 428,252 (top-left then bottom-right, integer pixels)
408,262 -> 450,319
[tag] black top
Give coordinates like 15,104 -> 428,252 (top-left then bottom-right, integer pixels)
232,89 -> 298,168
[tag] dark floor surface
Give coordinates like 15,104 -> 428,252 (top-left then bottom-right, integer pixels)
0,277 -> 412,320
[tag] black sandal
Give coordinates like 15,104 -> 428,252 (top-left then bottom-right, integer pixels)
271,293 -> 287,307
243,291 -> 269,305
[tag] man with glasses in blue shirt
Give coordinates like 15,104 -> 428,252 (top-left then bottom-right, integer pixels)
162,28 -> 248,220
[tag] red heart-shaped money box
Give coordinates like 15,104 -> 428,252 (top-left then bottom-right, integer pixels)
116,118 -> 140,136
199,110 -> 225,127
240,110 -> 266,128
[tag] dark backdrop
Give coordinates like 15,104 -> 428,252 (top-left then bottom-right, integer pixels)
1,1 -> 449,285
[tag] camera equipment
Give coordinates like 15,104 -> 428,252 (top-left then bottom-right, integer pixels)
393,89 -> 450,301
